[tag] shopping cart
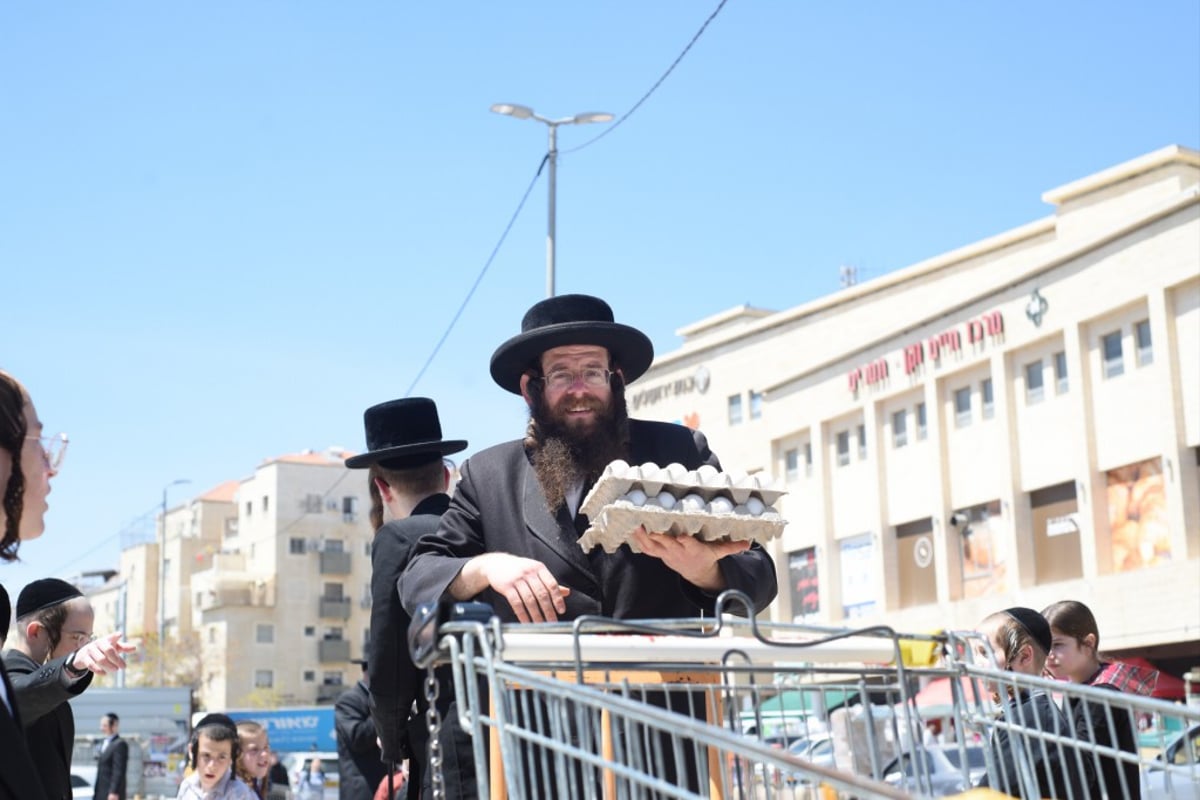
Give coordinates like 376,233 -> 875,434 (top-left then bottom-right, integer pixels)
409,591 -> 972,800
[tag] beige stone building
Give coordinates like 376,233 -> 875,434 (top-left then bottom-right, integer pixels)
635,145 -> 1200,670
90,449 -> 376,709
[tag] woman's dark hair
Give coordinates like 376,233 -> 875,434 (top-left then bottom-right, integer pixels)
0,371 -> 28,562
1042,599 -> 1101,653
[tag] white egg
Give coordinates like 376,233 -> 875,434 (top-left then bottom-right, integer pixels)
656,491 -> 677,510
679,493 -> 706,513
625,488 -> 647,506
709,496 -> 734,515
607,459 -> 630,476
745,497 -> 765,516
696,464 -> 720,483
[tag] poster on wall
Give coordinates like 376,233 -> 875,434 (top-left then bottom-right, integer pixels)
840,535 -> 877,618
958,500 -> 1006,599
1107,457 -> 1171,570
788,548 -> 820,622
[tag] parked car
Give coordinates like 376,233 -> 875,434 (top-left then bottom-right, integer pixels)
881,744 -> 987,796
763,734 -> 838,787
1143,724 -> 1200,800
70,772 -> 94,800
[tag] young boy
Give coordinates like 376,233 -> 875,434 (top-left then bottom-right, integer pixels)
974,607 -> 1091,800
177,718 -> 257,799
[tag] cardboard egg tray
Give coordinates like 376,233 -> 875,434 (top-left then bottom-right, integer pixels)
578,460 -> 788,555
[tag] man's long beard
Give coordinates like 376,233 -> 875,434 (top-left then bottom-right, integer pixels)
525,381 -> 630,514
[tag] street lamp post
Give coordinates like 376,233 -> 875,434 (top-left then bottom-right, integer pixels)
490,103 -> 614,298
158,478 -> 190,686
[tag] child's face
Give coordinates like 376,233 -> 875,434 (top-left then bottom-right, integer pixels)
239,731 -> 270,779
195,734 -> 234,790
1046,628 -> 1092,683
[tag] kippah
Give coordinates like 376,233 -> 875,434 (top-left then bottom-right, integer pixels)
16,578 -> 83,619
1003,606 -> 1052,655
195,713 -> 238,733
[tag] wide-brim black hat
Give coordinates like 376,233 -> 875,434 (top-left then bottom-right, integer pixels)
490,294 -> 654,395
344,398 -> 467,469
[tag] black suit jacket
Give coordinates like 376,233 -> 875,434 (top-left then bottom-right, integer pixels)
0,657 -> 50,800
94,733 -> 128,800
335,680 -> 386,800
3,648 -> 92,800
399,419 -> 778,622
368,494 -> 449,763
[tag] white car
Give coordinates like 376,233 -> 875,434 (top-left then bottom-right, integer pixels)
1143,724 -> 1200,800
69,771 -> 95,800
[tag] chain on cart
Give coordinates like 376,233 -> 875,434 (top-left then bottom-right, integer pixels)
408,592 -> 1199,800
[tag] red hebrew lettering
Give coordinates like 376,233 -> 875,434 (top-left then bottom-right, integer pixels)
967,319 -> 985,344
928,336 -> 941,361
986,311 -> 1004,335
904,343 -> 924,374
848,369 -> 861,393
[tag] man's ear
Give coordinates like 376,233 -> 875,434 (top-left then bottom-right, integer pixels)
22,619 -> 42,643
442,464 -> 451,492
519,373 -> 535,405
373,476 -> 394,503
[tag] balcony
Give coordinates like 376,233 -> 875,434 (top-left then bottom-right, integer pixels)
315,683 -> 344,704
319,550 -> 351,575
198,584 -> 252,611
319,598 -> 351,620
318,639 -> 349,663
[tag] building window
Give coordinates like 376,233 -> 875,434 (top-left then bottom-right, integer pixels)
325,539 -> 345,553
323,583 -> 345,601
289,537 -> 305,555
784,448 -> 799,483
836,431 -> 850,466
954,387 -> 972,428
804,442 -> 813,476
1135,320 -> 1153,366
245,501 -> 252,517
916,402 -> 927,440
304,493 -> 322,513
1025,361 -> 1045,404
255,670 -> 273,689
209,627 -> 216,644
1102,330 -> 1124,378
728,394 -> 743,425
262,495 -> 269,513
981,378 -> 994,419
856,424 -> 867,460
256,624 -> 274,644
303,671 -> 315,682
323,671 -> 344,687
892,410 -> 908,448
342,497 -> 357,523
1054,351 -> 1069,394
304,626 -> 316,637
195,592 -> 202,608
324,626 -> 344,641
749,391 -> 763,420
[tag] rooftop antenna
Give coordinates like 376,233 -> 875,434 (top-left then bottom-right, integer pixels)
839,264 -> 859,288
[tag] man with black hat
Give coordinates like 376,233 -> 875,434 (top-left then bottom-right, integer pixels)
345,398 -> 467,800
3,578 -> 134,800
400,294 -> 777,624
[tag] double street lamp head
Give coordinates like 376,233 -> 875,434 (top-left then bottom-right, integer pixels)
490,103 -> 614,127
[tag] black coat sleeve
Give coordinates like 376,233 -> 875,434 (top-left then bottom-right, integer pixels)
369,524 -> 416,763
3,652 -> 92,726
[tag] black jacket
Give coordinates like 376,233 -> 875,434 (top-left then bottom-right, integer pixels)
94,733 -> 129,800
400,419 -> 778,621
3,648 -> 93,800
0,656 -> 50,800
978,689 -> 1090,799
336,681 -> 387,800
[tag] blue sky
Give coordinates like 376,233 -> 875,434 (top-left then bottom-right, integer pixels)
2,1 -> 1198,599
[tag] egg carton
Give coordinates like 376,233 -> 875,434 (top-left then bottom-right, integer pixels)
579,459 -> 786,520
578,501 -> 786,555
577,460 -> 788,555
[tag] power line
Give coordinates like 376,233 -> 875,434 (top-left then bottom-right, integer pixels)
404,155 -> 548,396
561,0 -> 731,156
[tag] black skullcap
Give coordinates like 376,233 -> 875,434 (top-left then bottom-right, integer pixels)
16,578 -> 83,619
195,713 -> 238,733
1003,607 -> 1052,655
0,584 -> 10,642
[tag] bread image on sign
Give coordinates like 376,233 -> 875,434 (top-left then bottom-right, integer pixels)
578,460 -> 788,554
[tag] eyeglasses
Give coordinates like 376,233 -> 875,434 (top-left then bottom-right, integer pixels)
541,368 -> 612,391
26,432 -> 68,471
64,630 -> 96,646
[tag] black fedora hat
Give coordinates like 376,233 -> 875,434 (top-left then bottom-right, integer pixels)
344,398 -> 467,469
490,294 -> 654,395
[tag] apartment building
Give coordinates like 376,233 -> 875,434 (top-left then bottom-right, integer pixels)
91,449 -> 376,709
634,145 -> 1200,670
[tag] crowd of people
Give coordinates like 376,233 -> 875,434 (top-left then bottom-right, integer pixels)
0,294 -> 1179,799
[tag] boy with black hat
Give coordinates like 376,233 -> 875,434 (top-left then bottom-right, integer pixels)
974,607 -> 1091,799
3,578 -> 134,800
345,397 -> 467,800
